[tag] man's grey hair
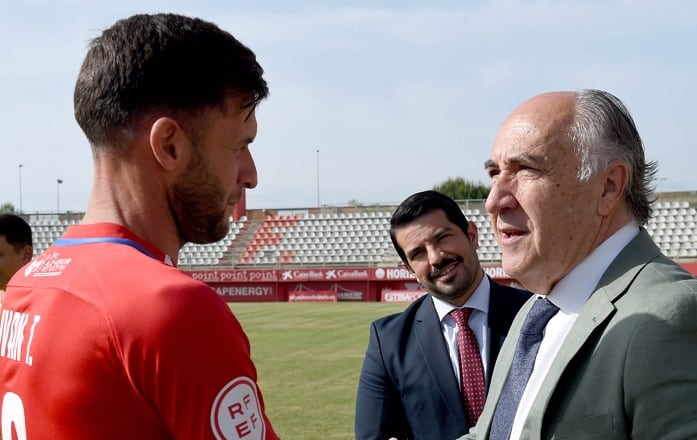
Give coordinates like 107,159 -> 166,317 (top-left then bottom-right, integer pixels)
569,89 -> 658,225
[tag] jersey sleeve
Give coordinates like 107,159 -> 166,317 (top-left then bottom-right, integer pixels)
112,276 -> 280,440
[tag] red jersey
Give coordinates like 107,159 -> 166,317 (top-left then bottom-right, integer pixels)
0,223 -> 279,439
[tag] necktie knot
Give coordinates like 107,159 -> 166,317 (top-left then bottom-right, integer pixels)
521,297 -> 560,335
450,307 -> 473,328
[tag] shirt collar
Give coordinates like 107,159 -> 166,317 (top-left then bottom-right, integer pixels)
432,272 -> 490,322
63,222 -> 175,267
547,222 -> 639,314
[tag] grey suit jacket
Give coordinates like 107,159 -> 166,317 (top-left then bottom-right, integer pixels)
461,229 -> 697,440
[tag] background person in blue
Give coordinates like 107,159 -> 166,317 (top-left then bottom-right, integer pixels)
355,190 -> 531,440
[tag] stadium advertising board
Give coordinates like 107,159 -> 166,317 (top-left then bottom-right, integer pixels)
188,268 -> 371,283
332,284 -> 366,301
381,289 -> 428,302
372,267 -> 414,280
213,283 -> 278,302
288,290 -> 338,302
188,265 -> 519,302
287,282 -> 367,301
190,266 -> 514,283
482,265 -> 513,280
682,262 -> 697,275
279,268 -> 370,282
189,269 -> 278,283
371,265 -> 514,281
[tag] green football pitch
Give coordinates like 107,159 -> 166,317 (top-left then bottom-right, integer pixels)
231,302 -> 408,440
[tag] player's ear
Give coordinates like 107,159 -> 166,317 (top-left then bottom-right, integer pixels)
149,117 -> 190,172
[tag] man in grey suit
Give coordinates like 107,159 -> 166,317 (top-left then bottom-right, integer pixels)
460,89 -> 697,439
355,190 -> 531,440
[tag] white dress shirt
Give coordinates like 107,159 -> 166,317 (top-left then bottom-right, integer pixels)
432,273 -> 491,388
509,223 -> 639,439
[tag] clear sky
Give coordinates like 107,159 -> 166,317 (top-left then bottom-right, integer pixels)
1,0 -> 695,213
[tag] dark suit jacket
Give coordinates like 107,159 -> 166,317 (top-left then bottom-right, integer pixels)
461,229 -> 697,440
355,277 -> 531,440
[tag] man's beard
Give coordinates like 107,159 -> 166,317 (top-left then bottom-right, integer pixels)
170,154 -> 232,245
423,256 -> 468,300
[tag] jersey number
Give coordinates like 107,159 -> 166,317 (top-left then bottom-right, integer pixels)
2,392 -> 27,440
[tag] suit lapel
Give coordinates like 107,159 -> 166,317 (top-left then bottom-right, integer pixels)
520,289 -> 616,437
475,296 -> 536,437
413,296 -> 468,422
487,280 -> 530,384
487,285 -> 507,381
520,229 -> 661,437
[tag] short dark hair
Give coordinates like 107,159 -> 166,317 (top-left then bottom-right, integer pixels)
389,190 -> 470,266
0,214 -> 33,252
74,13 -> 269,152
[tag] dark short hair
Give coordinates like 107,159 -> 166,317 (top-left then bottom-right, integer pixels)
0,214 -> 33,251
389,190 -> 470,266
74,13 -> 269,152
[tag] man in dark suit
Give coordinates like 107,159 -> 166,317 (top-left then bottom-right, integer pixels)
460,89 -> 697,439
355,190 -> 531,440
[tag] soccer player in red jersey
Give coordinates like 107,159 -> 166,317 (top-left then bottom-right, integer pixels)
0,14 -> 279,439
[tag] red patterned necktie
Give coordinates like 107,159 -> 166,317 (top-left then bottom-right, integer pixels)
450,308 -> 486,425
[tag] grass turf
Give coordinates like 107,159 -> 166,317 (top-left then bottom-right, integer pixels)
230,302 -> 408,440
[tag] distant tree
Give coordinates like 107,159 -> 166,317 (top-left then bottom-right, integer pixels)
0,202 -> 15,213
347,199 -> 363,207
433,177 -> 490,201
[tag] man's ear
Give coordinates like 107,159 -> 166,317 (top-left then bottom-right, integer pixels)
149,117 -> 190,171
467,220 -> 480,250
598,160 -> 629,216
21,244 -> 33,264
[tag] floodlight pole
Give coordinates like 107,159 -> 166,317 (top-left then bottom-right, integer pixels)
316,149 -> 320,208
18,164 -> 23,214
57,179 -> 63,213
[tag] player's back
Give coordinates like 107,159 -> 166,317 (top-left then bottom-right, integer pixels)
0,224 -> 276,439
0,231 -> 185,438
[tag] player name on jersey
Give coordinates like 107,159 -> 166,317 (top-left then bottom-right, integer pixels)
0,309 -> 42,366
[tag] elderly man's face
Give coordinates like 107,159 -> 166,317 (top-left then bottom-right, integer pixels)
484,92 -> 605,294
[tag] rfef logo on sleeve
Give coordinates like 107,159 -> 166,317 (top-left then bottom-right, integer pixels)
211,377 -> 265,440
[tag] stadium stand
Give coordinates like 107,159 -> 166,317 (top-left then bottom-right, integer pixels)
29,214 -> 81,256
236,211 -> 393,266
646,199 -> 697,258
178,218 -> 248,267
17,192 -> 697,268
